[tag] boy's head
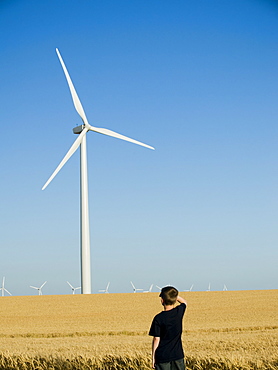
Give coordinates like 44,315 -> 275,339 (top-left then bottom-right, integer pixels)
159,286 -> 178,306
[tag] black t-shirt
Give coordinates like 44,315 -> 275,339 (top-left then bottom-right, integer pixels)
149,303 -> 186,363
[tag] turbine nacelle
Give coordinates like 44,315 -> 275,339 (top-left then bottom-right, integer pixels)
73,125 -> 85,134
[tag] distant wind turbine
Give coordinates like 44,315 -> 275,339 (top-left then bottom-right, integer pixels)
30,281 -> 47,295
0,277 -> 12,297
42,49 -> 154,295
130,281 -> 143,293
67,281 -> 81,294
184,284 -> 193,292
223,284 -> 228,291
143,284 -> 153,293
99,282 -> 110,293
156,284 -> 173,291
206,283 -> 211,292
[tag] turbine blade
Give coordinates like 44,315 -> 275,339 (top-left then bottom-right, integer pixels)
30,286 -> 38,289
42,128 -> 88,190
4,288 -> 12,296
40,281 -> 47,289
67,281 -> 74,289
89,125 -> 154,150
56,48 -> 88,124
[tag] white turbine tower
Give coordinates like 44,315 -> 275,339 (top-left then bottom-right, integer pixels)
0,277 -> 12,297
30,281 -> 47,295
130,281 -> 143,293
99,282 -> 110,293
42,49 -> 154,295
67,281 -> 81,294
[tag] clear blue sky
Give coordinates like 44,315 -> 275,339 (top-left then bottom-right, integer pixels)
1,0 -> 277,295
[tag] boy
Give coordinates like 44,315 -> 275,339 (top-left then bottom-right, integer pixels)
149,286 -> 187,370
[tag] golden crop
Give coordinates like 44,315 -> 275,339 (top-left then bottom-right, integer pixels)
0,290 -> 277,369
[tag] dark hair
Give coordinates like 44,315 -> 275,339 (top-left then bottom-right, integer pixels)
159,286 -> 178,305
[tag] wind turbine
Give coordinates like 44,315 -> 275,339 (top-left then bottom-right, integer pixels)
156,284 -> 172,291
67,281 -> 81,294
99,282 -> 110,293
42,49 -> 154,295
130,281 -> 143,293
0,277 -> 12,297
184,284 -> 193,292
206,283 -> 211,292
143,284 -> 153,293
30,281 -> 47,295
223,284 -> 228,291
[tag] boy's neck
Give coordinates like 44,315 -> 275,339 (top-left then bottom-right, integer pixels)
163,304 -> 174,311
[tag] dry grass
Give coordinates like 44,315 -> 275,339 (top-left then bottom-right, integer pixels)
0,290 -> 277,369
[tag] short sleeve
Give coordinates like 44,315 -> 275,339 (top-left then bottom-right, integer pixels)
179,303 -> 186,315
149,317 -> 161,337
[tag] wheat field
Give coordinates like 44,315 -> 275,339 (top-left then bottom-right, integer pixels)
0,290 -> 277,369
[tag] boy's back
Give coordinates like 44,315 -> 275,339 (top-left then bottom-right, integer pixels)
149,287 -> 187,370
149,302 -> 186,363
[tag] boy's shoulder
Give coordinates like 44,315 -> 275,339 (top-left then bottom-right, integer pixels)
154,303 -> 186,319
